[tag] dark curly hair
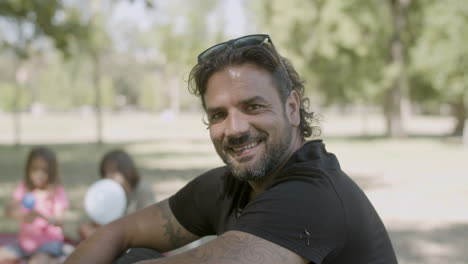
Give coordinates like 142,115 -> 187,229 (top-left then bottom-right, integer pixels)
188,35 -> 319,139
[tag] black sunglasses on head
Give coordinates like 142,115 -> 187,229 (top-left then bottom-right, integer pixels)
197,34 -> 273,63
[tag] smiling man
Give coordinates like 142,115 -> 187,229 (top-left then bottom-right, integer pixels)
206,63 -> 301,181
65,34 -> 398,264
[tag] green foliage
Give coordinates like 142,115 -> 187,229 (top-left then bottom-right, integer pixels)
0,0 -> 89,58
80,13 -> 110,56
2,83 -> 32,110
251,0 -> 466,114
139,0 -> 220,111
252,0 -> 395,106
0,0 -> 464,136
0,82 -> 16,110
139,75 -> 157,111
0,0 -> 90,114
411,0 -> 468,101
100,76 -> 115,108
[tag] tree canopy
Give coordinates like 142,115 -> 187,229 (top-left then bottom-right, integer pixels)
0,0 -> 466,137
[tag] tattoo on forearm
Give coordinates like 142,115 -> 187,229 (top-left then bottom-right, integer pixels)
159,201 -> 186,248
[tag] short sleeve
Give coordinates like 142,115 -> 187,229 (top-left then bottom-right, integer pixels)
169,167 -> 226,237
231,179 -> 346,263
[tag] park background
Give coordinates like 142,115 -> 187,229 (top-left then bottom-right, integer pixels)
0,0 -> 467,263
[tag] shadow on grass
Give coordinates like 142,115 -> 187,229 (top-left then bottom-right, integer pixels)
0,136 -> 395,210
0,139 -> 215,186
389,223 -> 468,264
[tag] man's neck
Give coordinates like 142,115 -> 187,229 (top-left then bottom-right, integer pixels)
248,136 -> 305,200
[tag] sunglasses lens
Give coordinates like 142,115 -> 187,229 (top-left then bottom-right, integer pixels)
198,34 -> 270,62
233,35 -> 268,48
198,43 -> 225,61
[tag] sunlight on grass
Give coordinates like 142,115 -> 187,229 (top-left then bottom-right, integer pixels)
139,155 -> 223,170
126,140 -> 215,155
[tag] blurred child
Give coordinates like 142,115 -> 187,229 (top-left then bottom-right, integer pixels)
0,147 -> 70,264
78,149 -> 156,240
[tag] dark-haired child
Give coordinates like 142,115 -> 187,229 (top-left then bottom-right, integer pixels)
78,149 -> 156,240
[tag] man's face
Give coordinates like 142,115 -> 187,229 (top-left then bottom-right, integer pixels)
204,63 -> 298,181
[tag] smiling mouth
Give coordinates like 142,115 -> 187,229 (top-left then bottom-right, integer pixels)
230,140 -> 261,154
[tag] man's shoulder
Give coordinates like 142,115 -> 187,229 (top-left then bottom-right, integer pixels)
195,166 -> 229,183
282,139 -> 343,177
172,166 -> 229,197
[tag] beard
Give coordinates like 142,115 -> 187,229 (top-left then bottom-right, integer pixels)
220,125 -> 292,182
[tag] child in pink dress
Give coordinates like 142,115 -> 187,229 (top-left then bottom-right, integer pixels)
0,147 -> 70,264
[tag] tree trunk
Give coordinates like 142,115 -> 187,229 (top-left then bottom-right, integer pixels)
463,119 -> 468,147
384,85 -> 405,137
385,0 -> 410,138
169,76 -> 180,116
359,103 -> 369,136
12,87 -> 21,147
452,94 -> 466,136
12,19 -> 27,147
93,53 -> 103,145
13,65 -> 28,146
90,0 -> 104,145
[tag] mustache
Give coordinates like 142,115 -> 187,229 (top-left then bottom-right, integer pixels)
222,132 -> 266,149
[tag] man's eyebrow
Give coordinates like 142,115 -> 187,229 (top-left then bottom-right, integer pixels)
240,96 -> 268,105
206,106 -> 224,114
206,96 -> 268,113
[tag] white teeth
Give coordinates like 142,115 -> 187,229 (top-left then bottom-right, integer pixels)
232,142 -> 258,152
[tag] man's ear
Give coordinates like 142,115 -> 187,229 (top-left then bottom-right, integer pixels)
286,90 -> 301,127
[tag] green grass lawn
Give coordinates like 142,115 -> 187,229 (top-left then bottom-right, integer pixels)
0,112 -> 467,263
0,140 -> 223,240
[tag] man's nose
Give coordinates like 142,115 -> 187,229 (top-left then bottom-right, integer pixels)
225,111 -> 249,137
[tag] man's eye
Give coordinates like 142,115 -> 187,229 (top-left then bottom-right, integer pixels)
247,104 -> 263,111
209,112 -> 225,124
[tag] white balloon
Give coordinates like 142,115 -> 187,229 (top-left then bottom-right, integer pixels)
84,179 -> 127,225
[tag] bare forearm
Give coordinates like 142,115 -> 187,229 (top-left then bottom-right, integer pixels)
5,206 -> 34,222
78,221 -> 100,240
5,210 -> 25,221
65,222 -> 127,264
126,199 -> 199,252
66,199 -> 199,263
7,207 -> 60,225
5,202 -> 25,221
135,231 -> 307,264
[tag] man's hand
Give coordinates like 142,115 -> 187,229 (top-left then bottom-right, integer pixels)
78,221 -> 100,240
